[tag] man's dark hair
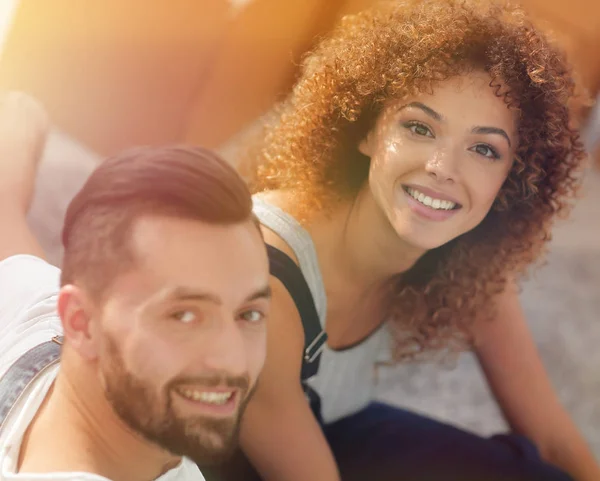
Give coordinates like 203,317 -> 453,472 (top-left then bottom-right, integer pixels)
61,145 -> 254,297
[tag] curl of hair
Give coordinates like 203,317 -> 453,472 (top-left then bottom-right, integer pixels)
249,0 -> 588,361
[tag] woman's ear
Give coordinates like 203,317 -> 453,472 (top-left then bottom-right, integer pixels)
57,284 -> 100,361
358,130 -> 374,157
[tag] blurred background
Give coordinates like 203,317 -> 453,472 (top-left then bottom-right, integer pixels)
1,0 -> 599,157
1,0 -> 598,457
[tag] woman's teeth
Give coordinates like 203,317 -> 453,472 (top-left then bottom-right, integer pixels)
405,187 -> 457,210
176,388 -> 233,405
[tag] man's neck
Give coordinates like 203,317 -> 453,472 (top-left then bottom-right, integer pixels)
18,368 -> 181,481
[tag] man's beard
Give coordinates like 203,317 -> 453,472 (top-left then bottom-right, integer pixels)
100,336 -> 254,465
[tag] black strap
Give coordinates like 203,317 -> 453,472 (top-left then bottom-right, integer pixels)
0,336 -> 63,430
266,245 -> 327,383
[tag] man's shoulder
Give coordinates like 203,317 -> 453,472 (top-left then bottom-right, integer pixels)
0,253 -> 59,274
166,458 -> 206,481
0,255 -> 61,296
0,254 -> 61,320
0,253 -> 61,301
0,255 -> 63,378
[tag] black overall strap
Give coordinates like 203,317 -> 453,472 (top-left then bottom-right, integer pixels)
0,336 -> 63,430
266,245 -> 327,383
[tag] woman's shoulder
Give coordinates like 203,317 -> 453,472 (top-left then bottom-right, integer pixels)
253,189 -> 296,213
253,190 -> 301,265
253,192 -> 306,372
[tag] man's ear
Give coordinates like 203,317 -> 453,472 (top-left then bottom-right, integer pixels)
57,285 -> 100,361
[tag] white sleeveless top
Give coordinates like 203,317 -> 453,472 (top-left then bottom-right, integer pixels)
253,197 -> 393,424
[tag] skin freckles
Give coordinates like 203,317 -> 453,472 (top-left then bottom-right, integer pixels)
360,71 -> 518,251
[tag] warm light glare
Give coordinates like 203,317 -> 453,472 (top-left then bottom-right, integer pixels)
0,0 -> 20,63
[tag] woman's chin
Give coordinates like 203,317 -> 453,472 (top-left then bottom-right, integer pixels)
390,222 -> 451,252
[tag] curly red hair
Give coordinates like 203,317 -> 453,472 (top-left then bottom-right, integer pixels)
249,0 -> 588,360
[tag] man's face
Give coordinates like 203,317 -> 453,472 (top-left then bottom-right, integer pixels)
95,215 -> 270,464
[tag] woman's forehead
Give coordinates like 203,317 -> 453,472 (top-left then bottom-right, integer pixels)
380,73 -> 518,133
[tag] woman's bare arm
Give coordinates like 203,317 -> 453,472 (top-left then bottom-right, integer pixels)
474,282 -> 600,481
236,223 -> 340,481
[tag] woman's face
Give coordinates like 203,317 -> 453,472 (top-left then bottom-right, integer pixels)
361,71 -> 518,250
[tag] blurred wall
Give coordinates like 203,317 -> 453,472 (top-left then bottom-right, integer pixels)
0,0 -> 20,61
0,0 -> 345,156
0,0 -> 599,158
0,0 -> 231,155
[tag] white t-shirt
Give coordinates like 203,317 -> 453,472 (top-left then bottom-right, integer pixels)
0,255 -> 205,481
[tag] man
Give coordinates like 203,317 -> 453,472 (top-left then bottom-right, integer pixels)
0,92 -> 271,481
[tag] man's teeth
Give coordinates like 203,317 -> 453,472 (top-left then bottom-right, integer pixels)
177,388 -> 233,405
406,187 -> 456,210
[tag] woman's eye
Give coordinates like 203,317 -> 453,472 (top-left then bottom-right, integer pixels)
172,310 -> 196,323
471,143 -> 500,160
240,310 -> 264,323
404,121 -> 434,138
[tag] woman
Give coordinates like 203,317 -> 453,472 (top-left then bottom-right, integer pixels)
206,1 -> 599,480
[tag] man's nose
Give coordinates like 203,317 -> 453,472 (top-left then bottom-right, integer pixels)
197,317 -> 248,377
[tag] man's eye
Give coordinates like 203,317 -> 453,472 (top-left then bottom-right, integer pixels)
240,310 -> 264,323
172,311 -> 196,323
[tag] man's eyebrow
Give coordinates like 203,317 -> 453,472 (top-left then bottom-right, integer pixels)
163,286 -> 222,305
159,285 -> 272,304
245,285 -> 272,302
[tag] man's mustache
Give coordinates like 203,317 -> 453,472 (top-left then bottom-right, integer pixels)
168,373 -> 250,391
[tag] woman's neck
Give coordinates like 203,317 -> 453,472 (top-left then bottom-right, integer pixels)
258,187 -> 426,347
308,189 -> 425,290
306,188 -> 426,324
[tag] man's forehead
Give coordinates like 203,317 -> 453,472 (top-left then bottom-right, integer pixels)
130,215 -> 264,257
136,281 -> 271,310
155,283 -> 270,302
122,215 -> 269,297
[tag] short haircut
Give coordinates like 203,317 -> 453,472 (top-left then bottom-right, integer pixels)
61,145 -> 254,298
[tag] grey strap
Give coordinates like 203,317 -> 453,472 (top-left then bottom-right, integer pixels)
252,198 -> 328,324
0,336 -> 63,430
